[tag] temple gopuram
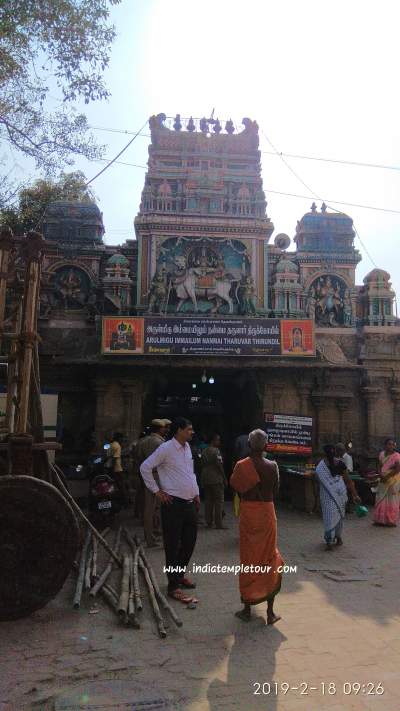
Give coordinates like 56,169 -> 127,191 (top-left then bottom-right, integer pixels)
23,113 -> 400,468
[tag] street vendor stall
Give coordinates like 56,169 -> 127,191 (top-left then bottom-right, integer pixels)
264,413 -> 317,512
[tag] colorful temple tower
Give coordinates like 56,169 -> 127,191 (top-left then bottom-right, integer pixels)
11,112 -> 399,464
134,114 -> 273,315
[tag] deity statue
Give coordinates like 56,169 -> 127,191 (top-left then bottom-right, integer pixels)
149,113 -> 166,130
54,268 -> 87,309
147,267 -> 168,314
186,116 -> 195,132
343,289 -> 352,326
225,119 -> 235,134
239,275 -> 256,315
315,276 -> 344,326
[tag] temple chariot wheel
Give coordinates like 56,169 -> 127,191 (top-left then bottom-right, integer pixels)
0,475 -> 80,621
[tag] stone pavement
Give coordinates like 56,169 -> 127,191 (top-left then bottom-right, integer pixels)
1,504 -> 399,711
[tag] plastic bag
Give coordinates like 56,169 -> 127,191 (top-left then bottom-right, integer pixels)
233,492 -> 240,517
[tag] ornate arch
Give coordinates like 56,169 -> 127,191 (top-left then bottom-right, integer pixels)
49,263 -> 93,310
308,273 -> 351,327
303,270 -> 352,292
47,259 -> 97,284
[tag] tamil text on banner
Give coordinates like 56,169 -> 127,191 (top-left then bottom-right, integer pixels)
102,317 -> 315,357
264,413 -> 313,455
143,317 -> 281,356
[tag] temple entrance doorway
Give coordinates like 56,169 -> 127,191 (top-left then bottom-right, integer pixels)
144,367 -> 263,475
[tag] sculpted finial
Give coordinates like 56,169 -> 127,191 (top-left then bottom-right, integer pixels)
173,114 -> 182,131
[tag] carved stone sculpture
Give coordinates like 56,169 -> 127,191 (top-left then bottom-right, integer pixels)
147,268 -> 168,314
239,275 -> 256,315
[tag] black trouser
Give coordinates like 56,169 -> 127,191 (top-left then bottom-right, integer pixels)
204,483 -> 224,527
161,497 -> 198,592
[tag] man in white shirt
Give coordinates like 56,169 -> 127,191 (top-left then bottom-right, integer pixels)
140,417 -> 200,601
336,442 -> 353,472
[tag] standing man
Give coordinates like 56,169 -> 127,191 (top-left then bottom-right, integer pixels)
135,419 -> 168,546
108,432 -> 129,506
336,442 -> 353,472
140,417 -> 200,602
234,429 -> 250,463
160,419 -> 172,438
201,433 -> 227,529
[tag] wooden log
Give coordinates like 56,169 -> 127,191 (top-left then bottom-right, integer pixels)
51,464 -> 122,568
103,581 -> 119,600
73,528 -> 91,609
133,546 -> 143,612
5,302 -> 22,434
0,228 -> 14,340
89,527 -> 122,597
138,556 -> 167,639
131,534 -> 182,628
122,529 -> 143,612
127,555 -> 140,629
30,342 -> 51,481
140,550 -> 182,628
84,537 -> 93,590
72,561 -> 119,612
100,585 -> 119,613
16,233 -> 44,434
117,554 -> 130,621
91,536 -> 98,580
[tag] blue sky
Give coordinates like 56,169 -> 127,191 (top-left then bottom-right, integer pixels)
5,0 -> 400,302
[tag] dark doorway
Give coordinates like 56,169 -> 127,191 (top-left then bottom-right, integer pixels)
146,367 -> 263,474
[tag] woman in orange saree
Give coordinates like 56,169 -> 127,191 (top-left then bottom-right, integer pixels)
373,438 -> 400,526
230,429 -> 283,624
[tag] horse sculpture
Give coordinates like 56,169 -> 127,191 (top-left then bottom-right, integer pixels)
173,267 -> 238,314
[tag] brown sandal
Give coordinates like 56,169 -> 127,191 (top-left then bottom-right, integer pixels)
168,589 -> 198,604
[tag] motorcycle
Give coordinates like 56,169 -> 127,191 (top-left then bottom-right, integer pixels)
88,445 -> 123,524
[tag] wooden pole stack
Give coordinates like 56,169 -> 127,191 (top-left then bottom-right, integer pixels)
73,529 -> 91,609
90,527 -> 122,597
15,232 -> 45,436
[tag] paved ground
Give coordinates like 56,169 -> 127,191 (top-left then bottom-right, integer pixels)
1,503 -> 399,711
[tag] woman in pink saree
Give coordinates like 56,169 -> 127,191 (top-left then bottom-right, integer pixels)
373,438 -> 400,526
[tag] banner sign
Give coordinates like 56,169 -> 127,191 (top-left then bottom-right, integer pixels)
264,413 -> 313,455
102,317 -> 315,357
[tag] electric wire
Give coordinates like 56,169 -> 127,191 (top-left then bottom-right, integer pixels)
260,128 -> 378,268
88,124 -> 400,173
90,155 -> 400,218
84,119 -> 148,186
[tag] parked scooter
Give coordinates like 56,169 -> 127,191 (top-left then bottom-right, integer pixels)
88,444 -> 123,524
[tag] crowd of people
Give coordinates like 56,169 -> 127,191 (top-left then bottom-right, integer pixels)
103,422 -> 400,620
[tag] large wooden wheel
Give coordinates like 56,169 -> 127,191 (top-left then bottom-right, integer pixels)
0,476 -> 80,621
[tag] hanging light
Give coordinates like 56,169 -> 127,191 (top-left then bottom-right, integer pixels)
201,370 -> 207,384
208,376 -> 215,384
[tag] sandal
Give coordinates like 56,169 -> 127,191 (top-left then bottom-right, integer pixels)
168,589 -> 198,604
179,577 -> 196,589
